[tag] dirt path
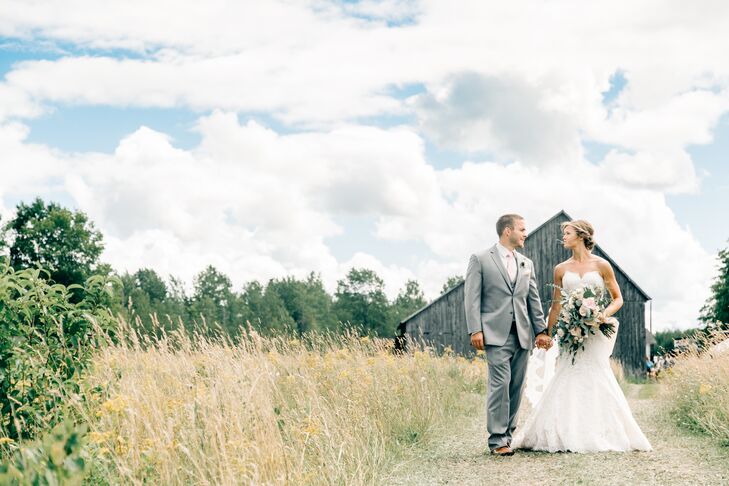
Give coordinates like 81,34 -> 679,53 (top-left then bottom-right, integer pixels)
385,385 -> 729,485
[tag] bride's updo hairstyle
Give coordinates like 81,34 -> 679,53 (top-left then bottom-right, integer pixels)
561,219 -> 595,251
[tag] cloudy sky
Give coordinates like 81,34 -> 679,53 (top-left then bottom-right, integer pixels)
1,1 -> 728,330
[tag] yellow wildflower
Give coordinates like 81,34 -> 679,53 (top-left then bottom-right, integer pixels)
302,418 -> 321,436
100,396 -> 129,414
89,431 -> 113,444
13,380 -> 32,391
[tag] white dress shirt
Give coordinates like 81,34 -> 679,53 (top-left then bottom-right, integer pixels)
496,242 -> 517,283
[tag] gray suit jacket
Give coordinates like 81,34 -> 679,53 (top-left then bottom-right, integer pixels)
464,244 -> 546,348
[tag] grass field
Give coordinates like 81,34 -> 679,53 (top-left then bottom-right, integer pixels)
662,330 -> 729,446
6,320 -> 729,485
68,322 -> 486,485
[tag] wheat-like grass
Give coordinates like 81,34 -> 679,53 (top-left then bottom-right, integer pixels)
71,319 -> 485,485
662,329 -> 729,445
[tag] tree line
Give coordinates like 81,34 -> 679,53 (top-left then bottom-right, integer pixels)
2,197 -> 726,341
0,198 -> 465,338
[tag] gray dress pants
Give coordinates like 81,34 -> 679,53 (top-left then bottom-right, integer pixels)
484,325 -> 530,450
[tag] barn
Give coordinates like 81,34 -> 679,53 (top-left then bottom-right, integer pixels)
397,210 -> 652,376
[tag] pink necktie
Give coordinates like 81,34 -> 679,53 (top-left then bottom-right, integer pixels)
506,252 -> 516,282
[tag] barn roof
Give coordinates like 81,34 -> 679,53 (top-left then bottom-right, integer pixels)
400,209 -> 651,327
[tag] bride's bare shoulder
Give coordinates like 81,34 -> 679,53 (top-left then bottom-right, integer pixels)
554,260 -> 571,276
594,256 -> 611,268
594,257 -> 615,276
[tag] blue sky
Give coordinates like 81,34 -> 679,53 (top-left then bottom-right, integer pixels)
1,2 -> 728,329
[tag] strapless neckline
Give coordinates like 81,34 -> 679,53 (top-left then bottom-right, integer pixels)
562,270 -> 604,292
564,270 -> 601,280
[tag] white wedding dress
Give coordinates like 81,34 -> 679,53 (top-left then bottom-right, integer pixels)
511,271 -> 652,453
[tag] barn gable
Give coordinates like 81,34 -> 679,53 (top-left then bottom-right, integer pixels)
399,210 -> 651,376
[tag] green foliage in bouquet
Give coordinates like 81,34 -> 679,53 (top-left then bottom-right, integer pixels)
0,263 -> 116,441
552,284 -> 617,364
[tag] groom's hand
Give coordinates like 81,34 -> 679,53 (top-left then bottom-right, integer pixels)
470,331 -> 485,350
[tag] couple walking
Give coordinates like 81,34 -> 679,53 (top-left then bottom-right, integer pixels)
464,214 -> 652,455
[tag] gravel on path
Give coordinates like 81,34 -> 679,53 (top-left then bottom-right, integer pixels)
385,384 -> 729,486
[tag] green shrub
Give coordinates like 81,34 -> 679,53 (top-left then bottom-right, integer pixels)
0,420 -> 87,485
0,263 -> 116,440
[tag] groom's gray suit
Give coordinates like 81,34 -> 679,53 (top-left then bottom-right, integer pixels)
464,244 -> 546,450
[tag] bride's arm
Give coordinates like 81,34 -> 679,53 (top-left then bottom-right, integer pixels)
599,260 -> 623,317
546,266 -> 564,336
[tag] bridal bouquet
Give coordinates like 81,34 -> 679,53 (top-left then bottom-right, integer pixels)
552,284 -> 618,363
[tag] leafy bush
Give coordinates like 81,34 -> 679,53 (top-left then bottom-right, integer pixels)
0,420 -> 87,485
0,263 -> 116,440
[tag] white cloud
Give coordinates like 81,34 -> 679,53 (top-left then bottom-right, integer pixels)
383,160 -> 715,330
413,72 -> 583,164
598,149 -> 700,193
3,112 -> 713,330
1,0 -> 727,330
1,113 -> 443,294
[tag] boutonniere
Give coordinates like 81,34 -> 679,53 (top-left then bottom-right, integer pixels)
520,261 -> 526,268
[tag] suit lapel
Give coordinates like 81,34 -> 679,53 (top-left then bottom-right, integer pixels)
489,245 -> 514,293
514,251 -> 524,289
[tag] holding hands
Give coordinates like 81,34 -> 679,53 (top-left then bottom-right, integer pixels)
470,330 -> 552,350
535,332 -> 553,350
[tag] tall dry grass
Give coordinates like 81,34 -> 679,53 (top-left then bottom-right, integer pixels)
609,358 -> 625,384
662,329 -> 729,446
72,320 -> 486,485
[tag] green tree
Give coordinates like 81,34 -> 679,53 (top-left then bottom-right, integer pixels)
0,198 -> 104,288
189,265 -> 236,333
441,275 -> 464,294
159,275 -> 191,326
135,268 -> 168,302
700,243 -> 729,329
301,272 -> 338,332
118,268 -> 175,333
654,328 -> 702,355
267,272 -> 338,335
334,268 -> 391,336
390,279 -> 427,331
241,281 -> 295,334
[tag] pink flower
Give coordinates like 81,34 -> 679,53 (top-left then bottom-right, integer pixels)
569,327 -> 583,337
583,298 -> 597,311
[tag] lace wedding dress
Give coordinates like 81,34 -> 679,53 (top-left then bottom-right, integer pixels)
511,271 -> 652,453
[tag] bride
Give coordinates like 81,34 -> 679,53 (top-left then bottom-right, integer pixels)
511,219 -> 652,453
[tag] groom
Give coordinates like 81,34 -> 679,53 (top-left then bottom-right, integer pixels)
464,214 -> 551,456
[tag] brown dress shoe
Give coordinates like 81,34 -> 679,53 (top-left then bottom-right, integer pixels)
490,446 -> 515,456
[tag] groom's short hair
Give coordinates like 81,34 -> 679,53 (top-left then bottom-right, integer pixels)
496,214 -> 524,236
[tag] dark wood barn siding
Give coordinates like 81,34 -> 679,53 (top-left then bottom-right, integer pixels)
402,284 -> 471,355
400,210 -> 650,376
